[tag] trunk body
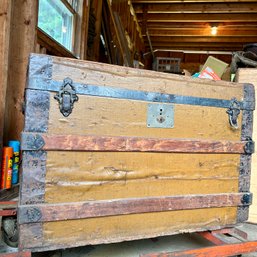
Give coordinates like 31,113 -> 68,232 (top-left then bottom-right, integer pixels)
18,54 -> 255,252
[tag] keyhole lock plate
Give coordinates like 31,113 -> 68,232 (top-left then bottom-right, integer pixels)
147,103 -> 174,128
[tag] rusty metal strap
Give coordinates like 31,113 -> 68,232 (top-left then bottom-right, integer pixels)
18,193 -> 252,224
21,132 -> 254,154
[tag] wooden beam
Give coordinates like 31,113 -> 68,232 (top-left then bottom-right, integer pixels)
132,0 -> 257,3
146,22 -> 257,29
106,0 -> 127,65
148,42 -> 243,51
137,13 -> 257,22
21,133 -> 248,154
149,46 -> 242,52
113,12 -> 133,66
150,42 -> 243,48
0,0 -> 12,150
3,0 -> 38,143
18,193 -> 251,224
81,0 -> 90,59
92,0 -> 103,61
134,3 -> 257,14
150,36 -> 257,43
146,29 -> 154,57
147,28 -> 257,37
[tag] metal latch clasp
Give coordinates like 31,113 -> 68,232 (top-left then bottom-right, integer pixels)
54,78 -> 78,117
226,98 -> 240,129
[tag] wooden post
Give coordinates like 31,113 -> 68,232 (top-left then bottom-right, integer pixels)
92,0 -> 103,61
0,0 -> 12,150
3,0 -> 38,142
80,0 -> 90,60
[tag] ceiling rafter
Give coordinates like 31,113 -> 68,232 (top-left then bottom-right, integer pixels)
131,0 -> 257,51
146,28 -> 257,37
146,22 -> 257,28
137,13 -> 257,22
134,3 -> 257,14
133,0 -> 257,3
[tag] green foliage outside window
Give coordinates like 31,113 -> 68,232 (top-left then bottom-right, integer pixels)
38,0 -> 74,51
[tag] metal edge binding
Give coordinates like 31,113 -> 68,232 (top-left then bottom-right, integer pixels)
237,83 -> 255,223
26,77 -> 255,111
26,54 -> 53,90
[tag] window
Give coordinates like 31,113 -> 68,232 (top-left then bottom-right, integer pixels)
38,0 -> 77,52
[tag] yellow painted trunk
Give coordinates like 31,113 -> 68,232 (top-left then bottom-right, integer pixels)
18,54 -> 254,252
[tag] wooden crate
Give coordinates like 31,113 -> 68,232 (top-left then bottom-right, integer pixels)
18,54 -> 254,252
235,68 -> 257,223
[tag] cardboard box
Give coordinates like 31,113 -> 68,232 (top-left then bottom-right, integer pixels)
201,56 -> 229,78
221,67 -> 231,81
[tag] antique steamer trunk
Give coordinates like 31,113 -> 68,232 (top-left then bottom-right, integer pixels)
19,54 -> 255,252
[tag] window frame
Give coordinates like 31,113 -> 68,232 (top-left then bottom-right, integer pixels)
37,0 -> 83,57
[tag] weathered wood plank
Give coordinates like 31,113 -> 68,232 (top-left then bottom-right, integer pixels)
0,0 -> 12,150
90,0 -> 103,61
49,54 -> 244,100
80,0 -> 90,59
147,22 -> 257,29
36,207 -> 237,252
21,132 -> 248,154
3,0 -> 37,141
44,152 -> 240,203
45,178 -> 239,203
147,28 -> 257,37
18,192 -> 251,224
150,36 -> 257,43
45,151 -> 240,182
132,0 -> 257,3
137,13 -> 257,22
134,3 -> 257,14
48,95 -> 242,141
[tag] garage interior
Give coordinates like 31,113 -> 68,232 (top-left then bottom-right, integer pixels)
1,0 -> 257,256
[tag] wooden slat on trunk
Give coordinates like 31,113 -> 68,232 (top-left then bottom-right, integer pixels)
18,192 -> 251,224
21,133 -> 249,154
